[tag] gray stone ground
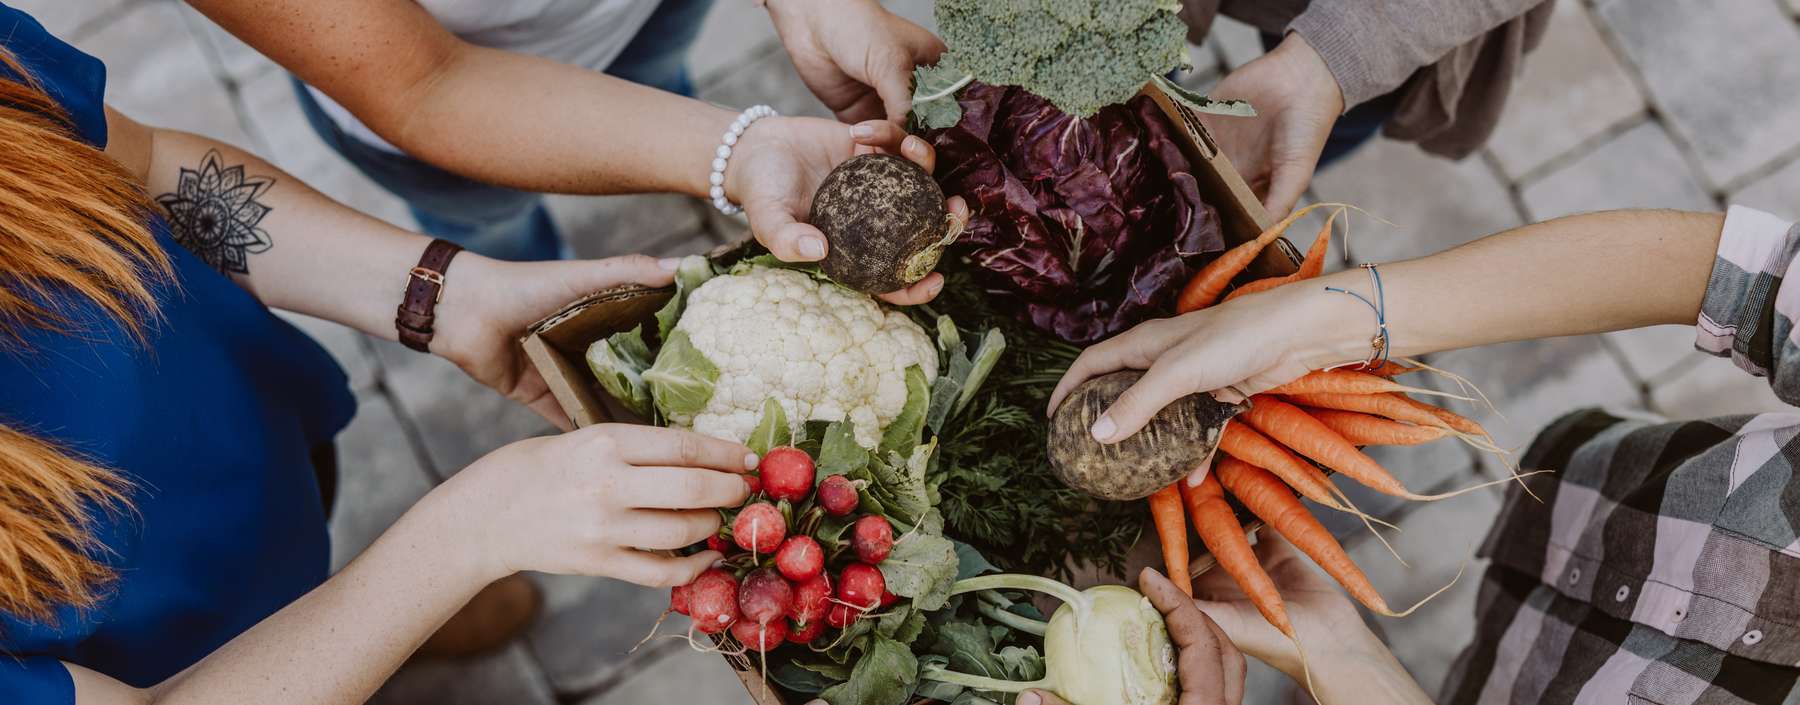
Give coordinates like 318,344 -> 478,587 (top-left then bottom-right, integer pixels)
17,0 -> 1800,702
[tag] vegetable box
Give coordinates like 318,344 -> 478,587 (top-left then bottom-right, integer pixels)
521,82 -> 1297,705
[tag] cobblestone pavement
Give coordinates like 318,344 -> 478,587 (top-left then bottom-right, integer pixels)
19,0 -> 1800,702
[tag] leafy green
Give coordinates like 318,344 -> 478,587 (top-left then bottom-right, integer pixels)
1150,73 -> 1258,117
910,60 -> 973,130
954,539 -> 1000,579
584,325 -> 654,417
865,441 -> 935,529
654,255 -> 717,341
643,330 -> 718,418
879,365 -> 931,455
771,662 -> 846,695
878,532 -> 959,611
745,397 -> 791,456
819,634 -> 918,705
817,421 -> 869,479
953,329 -> 1006,417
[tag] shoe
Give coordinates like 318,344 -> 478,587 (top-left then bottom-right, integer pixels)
414,573 -> 543,660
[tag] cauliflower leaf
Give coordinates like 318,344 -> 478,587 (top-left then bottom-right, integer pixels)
585,325 -> 654,418
643,330 -> 718,417
745,397 -> 791,456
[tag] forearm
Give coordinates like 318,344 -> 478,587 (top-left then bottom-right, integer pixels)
69,499 -> 489,705
1289,209 -> 1725,367
1288,0 -> 1541,107
1311,650 -> 1435,705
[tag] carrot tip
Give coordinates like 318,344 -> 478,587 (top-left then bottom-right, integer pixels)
1401,469 -> 1555,501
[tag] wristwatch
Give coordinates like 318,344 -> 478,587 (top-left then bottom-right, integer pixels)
395,238 -> 463,353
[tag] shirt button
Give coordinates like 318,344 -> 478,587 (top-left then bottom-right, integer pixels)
1743,630 -> 1764,646
1673,608 -> 1685,622
1569,568 -> 1582,585
1614,586 -> 1630,602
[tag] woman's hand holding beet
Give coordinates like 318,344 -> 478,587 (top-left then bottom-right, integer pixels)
425,424 -> 756,588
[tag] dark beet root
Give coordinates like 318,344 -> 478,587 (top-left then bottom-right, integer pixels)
1047,370 -> 1247,501
810,153 -> 956,294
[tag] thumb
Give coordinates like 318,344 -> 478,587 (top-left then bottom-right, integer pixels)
1019,689 -> 1071,705
1262,159 -> 1314,218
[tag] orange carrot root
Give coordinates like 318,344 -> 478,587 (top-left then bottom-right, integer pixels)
1268,369 -> 1473,401
1182,477 -> 1295,637
1306,408 -> 1451,446
1177,202 -> 1354,313
1149,484 -> 1193,597
1215,457 -> 1395,612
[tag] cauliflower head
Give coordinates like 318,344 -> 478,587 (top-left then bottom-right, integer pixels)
664,266 -> 937,448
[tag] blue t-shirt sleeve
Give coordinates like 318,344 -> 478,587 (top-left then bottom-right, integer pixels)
0,2 -> 110,147
0,656 -> 75,705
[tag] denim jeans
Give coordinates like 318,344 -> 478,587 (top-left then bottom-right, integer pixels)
292,0 -> 716,261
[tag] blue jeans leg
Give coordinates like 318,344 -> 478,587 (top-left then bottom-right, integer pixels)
609,0 -> 715,97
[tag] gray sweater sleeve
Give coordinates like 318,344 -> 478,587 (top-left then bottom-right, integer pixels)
1288,0 -> 1544,108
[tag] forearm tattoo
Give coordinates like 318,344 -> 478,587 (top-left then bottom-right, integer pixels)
155,149 -> 275,275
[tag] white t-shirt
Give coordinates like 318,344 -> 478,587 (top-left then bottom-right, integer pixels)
306,0 -> 663,153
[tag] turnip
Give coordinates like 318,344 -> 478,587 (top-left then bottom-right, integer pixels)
919,575 -> 1177,705
838,562 -> 885,610
730,617 -> 788,653
686,568 -> 739,635
1047,370 -> 1245,501
851,515 -> 894,564
774,535 -> 824,582
809,153 -> 960,295
732,502 -> 786,554
738,569 -> 794,626
816,474 -> 859,516
790,574 -> 832,626
758,446 -> 814,502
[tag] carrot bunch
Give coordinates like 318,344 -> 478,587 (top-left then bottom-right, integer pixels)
1145,204 -> 1515,638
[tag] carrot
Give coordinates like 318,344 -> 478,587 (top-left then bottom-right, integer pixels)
1267,369 -> 1469,400
1215,456 -> 1463,618
1148,484 -> 1193,597
1176,203 -> 1349,313
1219,420 -> 1406,562
1280,391 -> 1455,429
1181,476 -> 1293,637
1219,207 -> 1343,303
1305,408 -> 1449,446
1241,396 -> 1528,501
1360,360 -> 1418,377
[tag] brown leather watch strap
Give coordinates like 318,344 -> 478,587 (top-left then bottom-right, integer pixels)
396,239 -> 463,353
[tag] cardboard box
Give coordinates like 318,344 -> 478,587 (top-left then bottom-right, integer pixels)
521,82 -> 1295,705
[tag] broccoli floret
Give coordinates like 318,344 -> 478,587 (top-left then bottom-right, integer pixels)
933,0 -> 1190,117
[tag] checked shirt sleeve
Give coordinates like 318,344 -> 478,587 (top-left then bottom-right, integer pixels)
1696,205 -> 1800,404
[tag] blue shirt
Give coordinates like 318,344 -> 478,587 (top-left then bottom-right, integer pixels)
0,6 -> 356,702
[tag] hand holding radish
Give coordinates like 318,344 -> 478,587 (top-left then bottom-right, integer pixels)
424,424 -> 755,587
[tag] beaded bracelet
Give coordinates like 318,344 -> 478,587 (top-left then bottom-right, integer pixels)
709,104 -> 778,216
1323,263 -> 1390,370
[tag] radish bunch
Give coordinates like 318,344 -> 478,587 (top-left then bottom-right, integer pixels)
668,446 -> 900,652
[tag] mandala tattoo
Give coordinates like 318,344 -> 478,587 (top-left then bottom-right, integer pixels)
155,149 -> 275,275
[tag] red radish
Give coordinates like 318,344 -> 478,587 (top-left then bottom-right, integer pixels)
775,536 -> 825,582
687,568 -> 739,634
839,562 -> 885,610
706,534 -> 731,554
669,583 -> 692,616
788,618 -> 825,644
745,474 -> 763,495
852,515 -> 894,563
759,447 -> 815,502
733,502 -> 786,554
816,474 -> 859,516
730,618 -> 788,653
790,574 -> 832,625
737,569 -> 794,626
826,602 -> 861,629
880,589 -> 898,608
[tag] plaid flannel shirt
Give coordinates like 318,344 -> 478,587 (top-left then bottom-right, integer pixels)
1441,207 -> 1800,705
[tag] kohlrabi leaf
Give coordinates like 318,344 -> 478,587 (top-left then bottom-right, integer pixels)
745,397 -> 791,456
817,421 -> 869,479
995,645 -> 1046,681
880,365 -> 930,454
952,539 -> 999,580
643,330 -> 718,418
585,325 -> 654,417
1150,74 -> 1257,117
952,329 -> 1006,416
909,62 -> 971,131
820,634 -> 917,705
912,657 -> 964,702
653,255 -> 717,342
878,532 -> 958,611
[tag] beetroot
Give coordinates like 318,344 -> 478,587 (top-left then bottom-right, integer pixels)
669,583 -> 692,616
732,502 -> 786,554
790,574 -> 832,626
730,618 -> 788,653
687,568 -> 739,634
737,569 -> 794,626
787,618 -> 825,644
816,474 -> 859,516
758,447 -> 815,502
826,602 -> 861,629
838,562 -> 885,610
851,515 -> 894,564
774,535 -> 824,582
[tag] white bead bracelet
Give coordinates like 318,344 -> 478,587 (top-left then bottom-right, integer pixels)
709,104 -> 778,216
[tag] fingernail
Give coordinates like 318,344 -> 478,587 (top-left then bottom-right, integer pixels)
798,237 -> 826,260
1017,692 -> 1041,705
902,135 -> 924,152
1090,415 -> 1116,442
658,257 -> 681,271
851,124 -> 876,139
929,277 -> 944,296
743,452 -> 760,470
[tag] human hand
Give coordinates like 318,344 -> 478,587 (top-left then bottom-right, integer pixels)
724,116 -> 969,305
1022,568 -> 1249,705
1201,32 -> 1345,217
429,424 -> 756,586
1190,534 -> 1386,684
435,254 -> 676,431
764,0 -> 946,124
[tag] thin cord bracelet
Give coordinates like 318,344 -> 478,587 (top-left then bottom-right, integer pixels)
709,104 -> 778,216
1323,263 -> 1390,370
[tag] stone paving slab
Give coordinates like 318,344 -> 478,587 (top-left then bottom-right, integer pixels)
1650,355 -> 1791,420
1486,1 -> 1646,181
1601,324 -> 1701,385
1520,120 -> 1716,221
1596,0 -> 1800,190
524,573 -> 678,695
237,68 -> 416,228
370,339 -> 557,479
550,193 -> 711,260
370,643 -> 557,705
80,1 -> 254,147
578,643 -> 753,705
1311,138 -> 1523,262
1732,158 -> 1800,221
326,394 -> 435,570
